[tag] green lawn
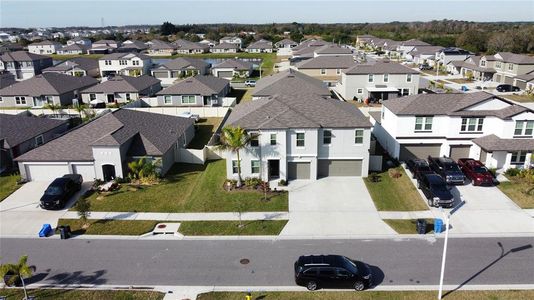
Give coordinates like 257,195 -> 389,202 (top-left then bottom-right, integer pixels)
84,160 -> 288,213
498,177 -> 534,209
198,290 -> 534,300
503,94 -> 534,103
57,219 -> 160,235
0,174 -> 21,202
188,117 -> 222,149
364,168 -> 428,211
0,289 -> 164,300
178,220 -> 288,236
448,78 -> 474,84
384,219 -> 434,234
228,88 -> 254,104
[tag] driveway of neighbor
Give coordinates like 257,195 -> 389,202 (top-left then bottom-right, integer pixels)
280,177 -> 396,237
0,181 -> 91,237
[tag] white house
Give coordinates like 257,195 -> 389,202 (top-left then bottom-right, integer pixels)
219,36 -> 243,48
67,38 -> 92,47
224,93 -> 372,181
370,91 -> 534,170
98,52 -> 152,77
435,47 -> 471,66
28,40 -> 63,54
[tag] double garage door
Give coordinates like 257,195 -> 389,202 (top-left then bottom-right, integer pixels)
216,71 -> 233,78
287,159 -> 362,180
24,163 -> 95,182
399,144 -> 441,162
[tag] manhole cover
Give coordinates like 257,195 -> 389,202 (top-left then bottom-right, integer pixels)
157,224 -> 167,229
240,258 -> 250,265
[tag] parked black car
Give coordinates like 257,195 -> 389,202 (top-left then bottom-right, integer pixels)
406,159 -> 433,179
417,173 -> 454,208
428,156 -> 465,185
496,84 -> 520,92
294,255 -> 372,291
419,63 -> 433,70
40,174 -> 83,210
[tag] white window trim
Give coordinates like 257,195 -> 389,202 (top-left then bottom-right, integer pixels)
368,74 -> 374,83
406,74 -> 412,83
460,117 -> 484,133
320,69 -> 326,75
296,132 -> 305,148
383,74 -> 389,83
357,88 -> 363,94
510,151 -> 527,164
270,133 -> 277,146
354,129 -> 364,144
415,116 -> 433,132
250,160 -> 260,174
163,95 -> 172,105
231,160 -> 239,174
514,120 -> 534,136
181,95 -> 196,105
323,130 -> 332,145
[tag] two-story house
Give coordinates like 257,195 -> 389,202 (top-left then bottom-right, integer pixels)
489,52 -> 534,85
371,91 -> 534,170
435,47 -> 471,66
155,75 -> 230,107
0,51 -> 53,80
252,69 -> 331,100
98,53 -> 152,77
224,93 -> 372,181
396,39 -> 430,57
295,55 -> 357,84
219,36 -> 243,48
28,40 -> 63,54
335,61 -> 420,101
66,37 -> 92,47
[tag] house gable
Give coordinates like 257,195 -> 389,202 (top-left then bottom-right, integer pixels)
464,98 -> 511,111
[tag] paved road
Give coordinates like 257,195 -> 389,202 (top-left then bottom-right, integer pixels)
0,237 -> 532,287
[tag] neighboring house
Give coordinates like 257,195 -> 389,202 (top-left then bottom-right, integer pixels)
156,75 -> 230,107
56,43 -> 89,55
118,40 -> 149,53
355,35 -> 376,48
210,43 -> 239,53
43,57 -> 99,77
16,109 -> 195,182
513,71 -> 534,90
448,56 -> 496,81
151,57 -> 211,86
173,39 -> 209,54
313,44 -> 353,57
0,113 -> 69,173
291,39 -> 330,59
251,69 -> 330,100
0,72 -> 16,89
81,75 -> 161,104
406,46 -> 444,65
245,39 -> 273,53
211,59 -> 253,79
489,52 -> 534,85
397,39 -> 430,57
224,93 -> 372,181
88,40 -> 120,54
199,39 -> 217,48
219,36 -> 242,48
146,39 -> 177,56
295,55 -> 357,82
0,43 -> 24,54
0,51 -> 53,80
435,47 -> 471,65
371,91 -> 534,170
98,52 -> 152,77
66,37 -> 92,47
28,40 -> 63,54
274,38 -> 297,56
336,61 -> 420,101
0,72 -> 97,107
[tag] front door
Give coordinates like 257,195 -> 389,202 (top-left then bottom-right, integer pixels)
107,94 -> 115,103
102,164 -> 116,182
268,160 -> 280,179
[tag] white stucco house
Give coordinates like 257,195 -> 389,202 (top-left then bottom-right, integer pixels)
370,91 -> 534,170
98,52 -> 152,77
28,40 -> 63,54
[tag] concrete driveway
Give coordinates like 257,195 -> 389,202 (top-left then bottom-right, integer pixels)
0,181 -> 91,237
280,177 -> 396,237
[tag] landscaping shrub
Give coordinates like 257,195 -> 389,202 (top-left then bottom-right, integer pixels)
244,177 -> 262,188
388,168 -> 402,179
278,179 -> 287,186
505,168 -> 520,177
369,172 -> 381,183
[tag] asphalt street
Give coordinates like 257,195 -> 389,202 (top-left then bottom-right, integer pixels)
0,237 -> 533,288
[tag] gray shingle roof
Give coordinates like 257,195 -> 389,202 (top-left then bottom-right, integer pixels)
81,75 -> 160,94
0,73 -> 97,97
246,39 -> 273,49
515,71 -> 534,82
156,75 -> 229,96
495,52 -> 534,65
30,40 -> 62,46
0,51 -> 51,62
296,56 -> 356,69
100,52 -> 151,61
227,94 -> 371,130
0,113 -> 67,148
154,57 -> 210,71
212,59 -> 252,70
344,62 -> 419,75
148,39 -> 176,50
43,57 -> 98,73
212,42 -> 239,49
252,69 -> 330,98
16,109 -> 194,162
59,44 -> 88,52
400,39 -> 430,47
119,40 -> 148,50
473,134 -> 534,152
275,38 -> 297,46
315,44 -> 353,55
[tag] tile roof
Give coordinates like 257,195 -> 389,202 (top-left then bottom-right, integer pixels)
0,113 -> 67,148
156,75 -> 229,96
0,73 -> 97,97
344,61 -> 419,75
43,57 -> 98,72
473,134 -> 534,152
495,52 -> 534,65
0,51 -> 51,62
16,109 -> 194,162
296,55 -> 356,69
81,75 -> 160,94
252,69 -> 330,98
212,59 -> 252,70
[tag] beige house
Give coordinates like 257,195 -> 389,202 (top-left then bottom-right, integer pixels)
488,52 -> 534,85
295,56 -> 357,83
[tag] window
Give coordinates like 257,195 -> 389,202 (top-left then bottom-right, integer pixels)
481,60 -> 486,67
89,94 -> 96,100
336,69 -> 341,75
164,95 -> 172,104
181,95 -> 196,104
125,93 -> 131,101
119,60 -> 127,65
250,135 -> 259,147
251,160 -> 260,174
514,121 -> 534,136
496,62 -> 502,68
270,134 -> 277,145
368,74 -> 374,83
460,117 -> 484,132
511,151 -> 527,164
15,96 -> 26,105
354,129 -> 364,144
398,88 -> 410,96
323,130 -> 332,144
406,74 -> 412,83
320,69 -> 326,75
508,63 -> 514,71
296,132 -> 305,147
104,60 -> 111,65
132,60 -> 140,66
383,74 -> 389,83
0,97 -> 2,102
415,116 -> 433,131
35,135 -> 44,146
232,160 -> 239,174
357,88 -> 363,94
45,96 -> 53,104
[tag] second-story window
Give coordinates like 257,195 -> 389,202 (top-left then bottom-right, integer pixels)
481,60 -> 486,67
320,69 -> 326,75
270,134 -> 277,145
461,117 -> 484,132
406,74 -> 412,83
354,130 -> 364,144
415,116 -> 433,131
250,135 -> 259,147
368,74 -> 374,83
296,132 -> 305,147
496,62 -> 502,68
514,120 -> 534,136
383,74 -> 389,83
508,63 -> 514,71
133,60 -> 140,66
105,60 -> 111,65
323,130 -> 332,144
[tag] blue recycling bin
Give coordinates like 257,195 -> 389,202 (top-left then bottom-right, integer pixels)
38,224 -> 52,237
434,218 -> 443,233
461,85 -> 468,92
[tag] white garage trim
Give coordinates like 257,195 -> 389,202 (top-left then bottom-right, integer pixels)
24,163 -> 70,182
71,163 -> 96,182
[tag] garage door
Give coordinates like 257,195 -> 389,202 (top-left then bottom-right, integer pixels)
318,159 -> 362,177
504,76 -> 514,84
399,144 -> 441,162
25,164 -> 70,181
480,149 -> 488,163
287,162 -> 310,180
449,145 -> 471,161
72,164 -> 96,182
217,71 -> 233,78
515,80 -> 527,90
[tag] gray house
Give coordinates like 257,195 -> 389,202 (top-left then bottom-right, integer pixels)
156,75 -> 230,107
1,113 -> 69,173
43,57 -> 99,77
16,109 -> 195,182
81,75 -> 161,104
252,69 -> 330,100
0,51 -> 53,80
151,57 -> 211,86
211,59 -> 253,79
0,73 -> 98,107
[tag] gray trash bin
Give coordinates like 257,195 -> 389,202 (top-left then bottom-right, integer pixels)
416,219 -> 427,234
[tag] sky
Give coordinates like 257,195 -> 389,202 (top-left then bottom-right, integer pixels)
1,0 -> 533,28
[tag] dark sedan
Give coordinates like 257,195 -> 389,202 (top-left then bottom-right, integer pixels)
496,84 -> 520,92
40,174 -> 82,210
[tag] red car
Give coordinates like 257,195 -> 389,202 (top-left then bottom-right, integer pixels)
457,158 -> 494,186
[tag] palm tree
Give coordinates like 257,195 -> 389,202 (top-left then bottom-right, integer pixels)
217,126 -> 257,188
44,102 -> 62,117
0,255 -> 33,300
73,103 -> 88,119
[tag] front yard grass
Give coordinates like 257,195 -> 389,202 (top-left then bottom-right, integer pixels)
84,160 -> 288,213
57,219 -> 160,236
228,88 -> 254,104
503,94 -> 534,103
364,168 -> 428,211
188,117 -> 223,149
0,174 -> 21,202
498,176 -> 534,209
384,219 -> 434,234
0,289 -> 164,300
447,78 -> 474,84
178,220 -> 288,236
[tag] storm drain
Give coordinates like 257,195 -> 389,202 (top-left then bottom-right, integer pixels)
240,258 -> 250,265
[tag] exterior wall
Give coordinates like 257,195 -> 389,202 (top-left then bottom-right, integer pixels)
92,146 -> 124,180
28,44 -> 62,54
146,49 -> 176,56
1,58 -> 53,80
245,48 -> 273,53
337,72 -> 420,101
212,68 -> 252,79
81,92 -> 141,104
297,68 -> 343,80
98,57 -> 152,77
210,48 -> 238,54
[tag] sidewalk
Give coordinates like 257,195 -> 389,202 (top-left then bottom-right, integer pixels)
379,211 -> 435,219
61,211 -> 289,221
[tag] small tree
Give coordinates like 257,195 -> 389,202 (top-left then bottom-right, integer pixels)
0,255 -> 33,300
216,126 -> 257,188
259,181 -> 270,201
75,196 -> 91,228
73,103 -> 88,119
44,102 -> 62,117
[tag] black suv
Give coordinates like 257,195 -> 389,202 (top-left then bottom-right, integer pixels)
294,255 -> 372,291
496,84 -> 520,92
40,174 -> 83,210
406,159 -> 433,179
417,173 -> 454,207
428,156 -> 465,185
